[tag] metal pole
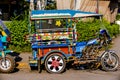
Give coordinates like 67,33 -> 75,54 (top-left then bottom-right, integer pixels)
75,0 -> 81,10
37,0 -> 42,10
75,0 -> 77,10
29,0 -> 34,33
96,0 -> 99,13
30,0 -> 34,11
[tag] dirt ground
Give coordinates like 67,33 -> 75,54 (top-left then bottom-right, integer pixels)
0,35 -> 120,80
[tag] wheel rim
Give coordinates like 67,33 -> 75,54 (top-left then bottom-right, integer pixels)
0,58 -> 11,71
47,55 -> 64,73
102,53 -> 118,70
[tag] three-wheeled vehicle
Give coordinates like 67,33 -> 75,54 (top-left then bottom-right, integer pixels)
27,10 -> 119,73
0,19 -> 15,73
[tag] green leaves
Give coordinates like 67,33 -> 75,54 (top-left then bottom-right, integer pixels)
76,19 -> 119,42
5,18 -> 119,52
5,17 -> 30,52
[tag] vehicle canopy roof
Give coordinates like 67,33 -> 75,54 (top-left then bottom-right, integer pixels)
30,9 -> 102,20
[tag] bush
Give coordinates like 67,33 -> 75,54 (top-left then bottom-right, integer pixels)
5,18 -> 119,52
76,19 -> 119,42
5,15 -> 31,52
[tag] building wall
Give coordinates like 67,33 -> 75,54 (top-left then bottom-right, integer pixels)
56,0 -> 72,9
56,0 -> 118,23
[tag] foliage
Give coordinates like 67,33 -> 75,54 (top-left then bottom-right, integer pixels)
5,13 -> 31,52
5,17 -> 119,52
45,0 -> 56,10
116,14 -> 120,20
76,19 -> 119,42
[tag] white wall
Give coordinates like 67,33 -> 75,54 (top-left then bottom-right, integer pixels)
56,0 -> 82,10
56,0 -> 71,9
75,0 -> 82,10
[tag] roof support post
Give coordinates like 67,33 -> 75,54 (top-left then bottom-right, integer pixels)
96,0 -> 99,13
30,0 -> 34,11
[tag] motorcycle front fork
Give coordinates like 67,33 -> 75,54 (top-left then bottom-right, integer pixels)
106,52 -> 113,65
1,51 -> 7,66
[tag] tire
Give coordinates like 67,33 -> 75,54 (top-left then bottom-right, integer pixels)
101,52 -> 119,71
45,53 -> 66,73
0,54 -> 15,73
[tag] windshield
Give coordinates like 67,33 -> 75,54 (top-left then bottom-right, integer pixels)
31,19 -> 73,33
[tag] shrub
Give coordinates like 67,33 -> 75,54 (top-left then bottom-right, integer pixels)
76,19 -> 119,42
5,18 -> 119,52
5,15 -> 31,52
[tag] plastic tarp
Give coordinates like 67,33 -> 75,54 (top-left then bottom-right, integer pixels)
31,9 -> 102,20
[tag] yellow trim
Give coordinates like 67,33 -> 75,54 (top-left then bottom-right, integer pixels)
2,51 -> 5,57
55,20 -> 61,27
39,49 -> 41,56
29,60 -> 37,63
2,31 -> 7,36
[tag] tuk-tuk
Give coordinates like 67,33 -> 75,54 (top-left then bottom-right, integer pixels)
27,10 -> 119,73
0,19 -> 15,73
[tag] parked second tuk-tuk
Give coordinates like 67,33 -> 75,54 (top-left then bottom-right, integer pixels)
0,19 -> 15,73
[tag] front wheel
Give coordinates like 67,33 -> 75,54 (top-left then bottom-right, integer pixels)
0,54 -> 15,73
101,51 -> 119,71
45,53 -> 66,73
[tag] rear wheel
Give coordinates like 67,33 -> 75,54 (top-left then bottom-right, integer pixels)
45,53 -> 66,73
101,52 -> 119,71
0,54 -> 15,73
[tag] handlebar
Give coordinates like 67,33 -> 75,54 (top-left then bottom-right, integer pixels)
97,29 -> 112,50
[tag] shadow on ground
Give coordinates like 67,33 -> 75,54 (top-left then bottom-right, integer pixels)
10,52 -> 22,62
9,52 -> 23,73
